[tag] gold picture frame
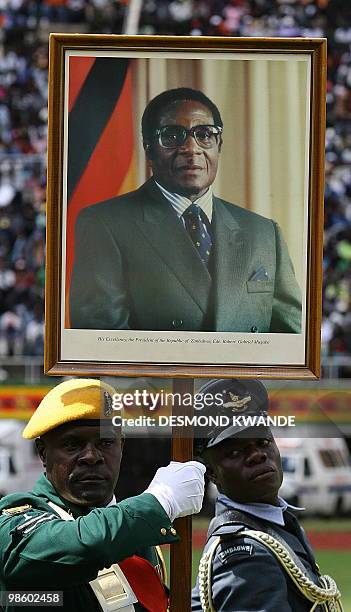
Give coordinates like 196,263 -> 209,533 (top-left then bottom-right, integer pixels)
45,34 -> 326,379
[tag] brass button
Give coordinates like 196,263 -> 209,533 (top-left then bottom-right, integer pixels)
170,527 -> 177,536
160,527 -> 167,536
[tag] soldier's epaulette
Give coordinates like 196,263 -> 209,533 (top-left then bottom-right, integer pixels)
2,504 -> 32,516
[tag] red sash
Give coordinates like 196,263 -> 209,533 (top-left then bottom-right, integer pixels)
119,555 -> 168,612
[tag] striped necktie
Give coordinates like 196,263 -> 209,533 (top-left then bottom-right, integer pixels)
182,203 -> 212,267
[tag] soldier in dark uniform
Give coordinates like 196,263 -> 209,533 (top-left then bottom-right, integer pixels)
192,379 -> 343,612
0,378 -> 205,612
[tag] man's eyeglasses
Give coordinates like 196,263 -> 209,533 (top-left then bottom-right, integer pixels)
154,124 -> 223,149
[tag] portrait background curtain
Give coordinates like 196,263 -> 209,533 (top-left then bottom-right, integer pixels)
131,57 -> 309,289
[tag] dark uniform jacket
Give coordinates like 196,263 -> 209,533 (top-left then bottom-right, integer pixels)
0,474 -> 177,612
70,179 -> 302,333
192,499 -> 322,612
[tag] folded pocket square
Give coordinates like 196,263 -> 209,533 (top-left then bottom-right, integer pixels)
249,266 -> 270,281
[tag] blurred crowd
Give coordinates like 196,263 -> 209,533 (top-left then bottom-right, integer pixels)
0,0 -> 351,362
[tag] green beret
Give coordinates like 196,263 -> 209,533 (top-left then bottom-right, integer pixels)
22,378 -> 117,439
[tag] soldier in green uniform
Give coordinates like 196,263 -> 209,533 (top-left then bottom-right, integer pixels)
0,378 -> 205,612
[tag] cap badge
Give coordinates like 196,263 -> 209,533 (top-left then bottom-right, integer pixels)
223,393 -> 252,413
104,391 -> 113,416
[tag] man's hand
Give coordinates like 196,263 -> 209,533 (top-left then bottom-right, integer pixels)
145,461 -> 206,522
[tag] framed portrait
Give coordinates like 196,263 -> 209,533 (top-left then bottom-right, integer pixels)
45,35 -> 326,379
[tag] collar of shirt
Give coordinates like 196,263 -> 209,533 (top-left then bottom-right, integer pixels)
87,495 -> 117,511
217,493 -> 304,527
154,179 -> 213,223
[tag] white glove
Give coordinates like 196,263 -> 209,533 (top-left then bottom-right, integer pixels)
145,460 -> 206,522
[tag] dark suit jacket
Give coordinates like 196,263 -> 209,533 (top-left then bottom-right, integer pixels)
70,179 -> 301,332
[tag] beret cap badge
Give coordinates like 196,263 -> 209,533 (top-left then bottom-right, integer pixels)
104,391 -> 113,417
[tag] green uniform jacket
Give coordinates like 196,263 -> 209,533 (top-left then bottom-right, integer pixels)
70,179 -> 302,333
0,474 -> 178,612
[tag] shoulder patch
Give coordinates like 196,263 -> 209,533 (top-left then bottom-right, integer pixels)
2,504 -> 32,516
218,542 -> 254,564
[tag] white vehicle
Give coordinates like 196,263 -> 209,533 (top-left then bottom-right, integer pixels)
276,437 -> 351,516
0,419 -> 42,497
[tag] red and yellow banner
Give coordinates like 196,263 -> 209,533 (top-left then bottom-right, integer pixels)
1,386 -> 351,424
0,387 -> 53,420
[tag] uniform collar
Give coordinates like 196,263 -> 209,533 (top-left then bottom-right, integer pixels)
154,179 -> 213,222
217,493 -> 304,527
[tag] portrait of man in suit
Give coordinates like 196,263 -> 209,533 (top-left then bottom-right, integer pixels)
69,87 -> 302,333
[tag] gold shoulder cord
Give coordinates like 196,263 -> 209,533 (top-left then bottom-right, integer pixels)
198,531 -> 343,612
199,537 -> 220,612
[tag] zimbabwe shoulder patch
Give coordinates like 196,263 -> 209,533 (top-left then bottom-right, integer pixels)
218,542 -> 254,564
